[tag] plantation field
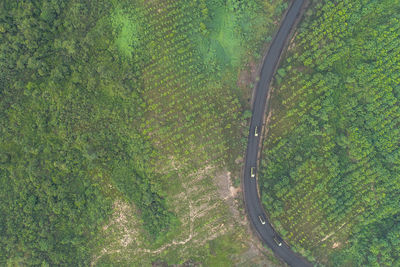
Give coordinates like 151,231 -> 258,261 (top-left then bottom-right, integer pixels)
259,0 -> 400,266
0,0 -> 290,265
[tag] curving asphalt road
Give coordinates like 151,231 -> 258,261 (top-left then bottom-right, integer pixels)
243,0 -> 312,266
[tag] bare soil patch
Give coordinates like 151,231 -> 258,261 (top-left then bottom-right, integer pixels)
213,170 -> 243,224
238,60 -> 261,106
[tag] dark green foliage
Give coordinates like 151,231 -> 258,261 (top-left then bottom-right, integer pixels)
330,216 -> 400,266
0,0 -> 174,264
111,161 -> 176,238
259,0 -> 400,265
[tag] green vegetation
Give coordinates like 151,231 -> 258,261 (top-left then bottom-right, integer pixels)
259,0 -> 400,266
0,0 -> 287,265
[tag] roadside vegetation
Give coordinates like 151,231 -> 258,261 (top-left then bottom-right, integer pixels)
259,0 -> 400,266
0,0 -> 288,265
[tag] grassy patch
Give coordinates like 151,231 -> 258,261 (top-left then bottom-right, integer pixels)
210,7 -> 242,67
111,8 -> 140,58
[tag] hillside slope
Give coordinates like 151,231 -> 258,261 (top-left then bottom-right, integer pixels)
0,0 -> 289,265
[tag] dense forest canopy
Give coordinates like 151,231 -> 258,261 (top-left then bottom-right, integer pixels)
259,0 -> 400,266
0,0 -> 175,265
0,0 -> 287,265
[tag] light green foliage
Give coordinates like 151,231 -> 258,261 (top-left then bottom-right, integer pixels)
111,8 -> 140,58
204,233 -> 243,266
259,0 -> 400,266
208,6 -> 242,67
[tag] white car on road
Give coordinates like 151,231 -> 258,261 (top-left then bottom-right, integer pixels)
274,235 -> 283,247
258,215 -> 266,225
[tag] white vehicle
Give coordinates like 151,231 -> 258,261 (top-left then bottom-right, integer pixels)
251,167 -> 255,178
254,126 -> 259,137
274,235 -> 283,247
258,215 -> 266,225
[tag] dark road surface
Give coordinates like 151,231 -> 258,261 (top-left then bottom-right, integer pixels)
243,0 -> 312,266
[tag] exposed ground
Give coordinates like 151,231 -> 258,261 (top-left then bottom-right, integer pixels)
92,160 -> 282,266
90,1 -> 291,265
